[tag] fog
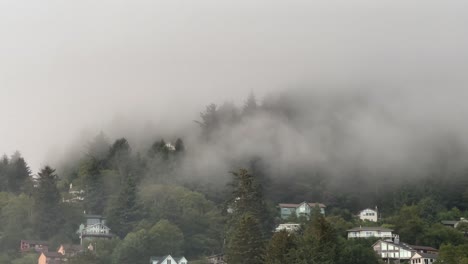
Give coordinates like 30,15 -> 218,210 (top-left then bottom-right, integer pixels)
1,0 -> 468,173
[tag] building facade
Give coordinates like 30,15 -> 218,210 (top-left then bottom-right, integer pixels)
359,208 -> 378,222
373,239 -> 413,261
347,227 -> 393,239
279,202 -> 326,220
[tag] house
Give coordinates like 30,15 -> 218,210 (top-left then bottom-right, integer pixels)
20,240 -> 49,253
373,238 -> 413,262
207,254 -> 226,264
150,255 -> 188,264
441,217 -> 468,228
410,252 -> 438,264
359,208 -> 378,222
76,214 -> 113,244
275,223 -> 301,233
278,202 -> 326,220
38,252 -> 64,264
347,226 -> 393,239
57,244 -> 83,257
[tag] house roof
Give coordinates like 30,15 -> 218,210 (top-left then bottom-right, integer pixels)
150,255 -> 185,263
412,252 -> 439,259
278,202 -> 326,208
347,227 -> 393,232
409,245 -> 438,252
85,214 -> 106,219
373,239 -> 413,252
360,208 -> 377,212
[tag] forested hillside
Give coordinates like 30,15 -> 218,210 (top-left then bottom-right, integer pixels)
0,91 -> 467,263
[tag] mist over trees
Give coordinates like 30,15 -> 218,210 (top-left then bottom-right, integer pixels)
0,90 -> 467,263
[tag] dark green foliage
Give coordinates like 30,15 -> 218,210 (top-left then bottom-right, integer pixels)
0,153 -> 32,194
80,157 -> 107,214
33,166 -> 63,240
336,238 -> 380,264
106,173 -> 140,238
294,213 -> 338,264
226,169 -> 271,264
264,230 -> 297,264
227,168 -> 273,234
112,220 -> 184,264
227,213 -> 265,264
435,244 -> 468,264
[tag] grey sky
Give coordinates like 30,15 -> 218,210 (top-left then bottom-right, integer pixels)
1,0 -> 468,172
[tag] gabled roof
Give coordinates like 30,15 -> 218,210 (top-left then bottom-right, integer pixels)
278,202 -> 326,208
409,245 -> 438,252
373,239 -> 413,252
412,252 -> 439,259
347,226 -> 393,232
150,255 -> 186,263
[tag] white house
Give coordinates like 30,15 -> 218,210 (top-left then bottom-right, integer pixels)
275,223 -> 301,233
410,252 -> 438,264
347,226 -> 393,239
359,208 -> 378,222
373,238 -> 413,261
150,255 -> 188,264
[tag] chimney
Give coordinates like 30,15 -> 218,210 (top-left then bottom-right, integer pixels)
394,235 -> 399,244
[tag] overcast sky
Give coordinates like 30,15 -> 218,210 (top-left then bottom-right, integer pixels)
1,0 -> 468,172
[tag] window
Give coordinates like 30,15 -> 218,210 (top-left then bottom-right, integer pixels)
167,260 -> 171,264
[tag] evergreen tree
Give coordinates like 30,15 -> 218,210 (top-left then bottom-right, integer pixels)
106,173 -> 140,238
264,230 -> 298,264
226,169 -> 270,264
33,166 -> 63,240
8,152 -> 32,194
174,138 -> 185,153
108,138 -> 132,174
227,168 -> 272,233
196,103 -> 219,140
148,139 -> 168,159
80,157 -> 106,214
227,213 -> 265,264
294,210 -> 338,264
0,155 -> 9,192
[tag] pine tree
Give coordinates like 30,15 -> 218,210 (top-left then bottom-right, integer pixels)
295,211 -> 338,264
0,155 -> 9,192
108,138 -> 132,174
226,168 -> 271,264
174,138 -> 185,153
8,152 -> 32,194
80,157 -> 106,214
227,213 -> 265,264
106,173 -> 140,238
264,230 -> 298,264
33,166 -> 63,240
